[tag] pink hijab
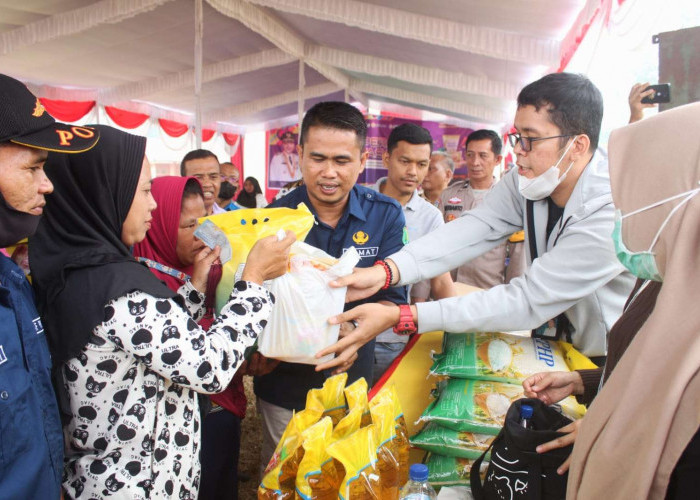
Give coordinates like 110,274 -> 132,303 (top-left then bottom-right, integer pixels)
133,176 -> 196,292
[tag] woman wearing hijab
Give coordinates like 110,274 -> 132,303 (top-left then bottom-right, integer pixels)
565,102 -> 700,499
522,102 -> 700,497
236,176 -> 267,208
132,176 -> 248,500
29,125 -> 294,499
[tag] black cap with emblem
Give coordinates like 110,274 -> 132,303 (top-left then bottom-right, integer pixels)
0,74 -> 99,152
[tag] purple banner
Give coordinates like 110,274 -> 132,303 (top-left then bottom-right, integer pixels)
360,115 -> 474,184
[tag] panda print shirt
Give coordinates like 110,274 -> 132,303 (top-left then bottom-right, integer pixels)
62,279 -> 273,499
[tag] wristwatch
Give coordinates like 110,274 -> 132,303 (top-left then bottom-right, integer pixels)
393,304 -> 417,335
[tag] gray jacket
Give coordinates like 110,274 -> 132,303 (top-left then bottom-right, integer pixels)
390,153 -> 635,357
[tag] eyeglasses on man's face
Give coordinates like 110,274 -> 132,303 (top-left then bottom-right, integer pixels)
507,132 -> 573,152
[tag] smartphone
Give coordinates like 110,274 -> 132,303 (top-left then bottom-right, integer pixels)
641,83 -> 671,104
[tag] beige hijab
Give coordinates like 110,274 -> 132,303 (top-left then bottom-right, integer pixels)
567,102 -> 700,499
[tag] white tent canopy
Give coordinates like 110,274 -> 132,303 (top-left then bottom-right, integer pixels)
0,0 -> 597,131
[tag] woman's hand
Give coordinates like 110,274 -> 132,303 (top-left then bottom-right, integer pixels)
536,419 -> 582,475
314,303 -> 401,372
522,371 -> 584,405
242,230 -> 296,285
190,245 -> 221,292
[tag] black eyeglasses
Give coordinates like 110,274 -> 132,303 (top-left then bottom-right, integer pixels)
507,133 -> 573,152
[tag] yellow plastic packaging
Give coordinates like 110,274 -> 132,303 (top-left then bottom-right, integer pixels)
295,417 -> 340,500
344,378 -> 372,427
369,399 -> 400,499
201,203 -> 315,313
559,341 -> 599,370
258,409 -> 321,499
332,407 -> 362,441
305,373 -> 348,426
369,384 -> 410,487
327,425 -> 381,500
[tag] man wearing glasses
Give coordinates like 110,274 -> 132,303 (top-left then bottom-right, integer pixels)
320,72 -> 635,371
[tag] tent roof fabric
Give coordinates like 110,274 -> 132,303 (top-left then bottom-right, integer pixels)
0,0 -> 595,130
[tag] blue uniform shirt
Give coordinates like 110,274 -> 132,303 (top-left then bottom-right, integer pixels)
255,184 -> 408,410
0,255 -> 62,499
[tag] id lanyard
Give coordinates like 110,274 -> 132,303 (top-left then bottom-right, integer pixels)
137,257 -> 190,282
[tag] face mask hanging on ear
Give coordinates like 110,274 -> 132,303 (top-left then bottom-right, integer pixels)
612,184 -> 700,281
518,136 -> 578,201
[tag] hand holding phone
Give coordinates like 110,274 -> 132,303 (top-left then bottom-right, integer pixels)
641,83 -> 671,104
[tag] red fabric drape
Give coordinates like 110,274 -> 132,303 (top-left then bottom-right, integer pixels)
39,98 -> 95,123
558,0 -> 613,72
202,129 -> 215,142
105,106 -> 149,129
158,119 -> 189,138
222,132 -> 240,146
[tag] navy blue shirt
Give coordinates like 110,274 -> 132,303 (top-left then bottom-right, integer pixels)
255,185 -> 408,410
0,255 -> 62,499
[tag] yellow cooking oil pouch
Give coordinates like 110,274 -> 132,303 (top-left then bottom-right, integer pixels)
295,417 -> 340,500
559,341 -> 599,370
430,332 -> 570,383
200,203 -> 314,313
327,425 -> 381,500
369,398 -> 400,499
370,384 -> 410,487
344,378 -> 372,427
305,373 -> 348,426
258,409 -> 321,499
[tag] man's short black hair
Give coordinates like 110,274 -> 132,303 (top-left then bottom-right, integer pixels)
387,123 -> 433,155
465,129 -> 502,156
299,101 -> 367,149
180,149 -> 218,176
517,72 -> 603,151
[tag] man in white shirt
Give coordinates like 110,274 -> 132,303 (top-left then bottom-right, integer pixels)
370,123 -> 455,383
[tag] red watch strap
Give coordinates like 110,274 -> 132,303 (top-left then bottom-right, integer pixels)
393,304 -> 416,335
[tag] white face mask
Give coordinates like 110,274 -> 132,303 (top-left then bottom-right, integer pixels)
518,137 -> 577,201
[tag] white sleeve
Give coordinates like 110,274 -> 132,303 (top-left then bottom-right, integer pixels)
392,169 -> 524,285
415,201 -> 626,334
96,281 -> 273,393
177,280 -> 205,321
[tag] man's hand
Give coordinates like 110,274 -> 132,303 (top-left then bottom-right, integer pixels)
242,230 -> 296,284
190,245 -> 222,292
522,371 -> 584,405
242,352 -> 280,377
536,419 -> 582,475
330,264 -> 388,303
314,303 -> 401,372
327,321 -> 361,375
629,82 -> 656,124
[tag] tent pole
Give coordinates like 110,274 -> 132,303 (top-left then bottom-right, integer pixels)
194,0 -> 203,148
298,59 -> 305,128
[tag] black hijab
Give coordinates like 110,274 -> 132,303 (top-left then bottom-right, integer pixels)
237,176 -> 262,208
30,125 -> 177,364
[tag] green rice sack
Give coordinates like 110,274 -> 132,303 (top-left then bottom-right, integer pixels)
419,379 -> 522,434
410,423 -> 494,460
430,332 -> 570,383
426,453 -> 485,487
418,379 -> 585,434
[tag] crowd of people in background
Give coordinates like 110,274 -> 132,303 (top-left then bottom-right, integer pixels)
1,67 -> 699,500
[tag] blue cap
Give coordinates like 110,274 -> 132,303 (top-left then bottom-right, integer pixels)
409,463 -> 429,482
520,404 -> 534,419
